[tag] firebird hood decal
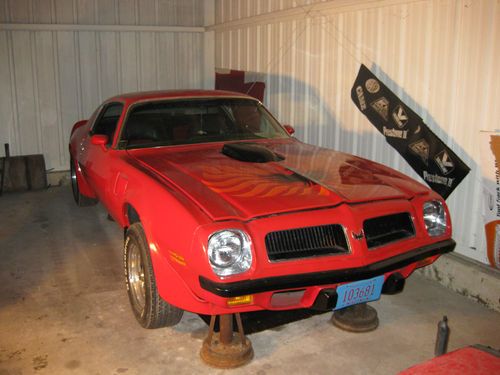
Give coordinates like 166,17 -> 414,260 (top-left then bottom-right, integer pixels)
127,140 -> 429,221
200,164 -> 332,198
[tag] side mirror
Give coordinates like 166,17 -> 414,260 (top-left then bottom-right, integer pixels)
283,124 -> 295,136
91,134 -> 109,146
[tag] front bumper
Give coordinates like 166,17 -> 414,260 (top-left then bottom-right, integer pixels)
199,239 -> 455,298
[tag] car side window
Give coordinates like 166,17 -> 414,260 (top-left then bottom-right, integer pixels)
91,103 -> 124,145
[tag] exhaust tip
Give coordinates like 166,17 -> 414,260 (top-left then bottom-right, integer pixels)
382,273 -> 406,295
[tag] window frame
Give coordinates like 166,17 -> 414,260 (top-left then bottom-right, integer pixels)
116,97 -> 290,150
90,101 -> 125,147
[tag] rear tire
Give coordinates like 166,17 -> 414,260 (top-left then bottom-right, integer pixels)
70,157 -> 97,207
124,223 -> 184,328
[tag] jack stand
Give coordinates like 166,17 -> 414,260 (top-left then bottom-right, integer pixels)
200,313 -> 254,368
331,303 -> 379,332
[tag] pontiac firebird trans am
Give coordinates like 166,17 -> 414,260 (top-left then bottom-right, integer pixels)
69,90 -> 455,328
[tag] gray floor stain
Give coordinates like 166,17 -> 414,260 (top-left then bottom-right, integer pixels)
64,359 -> 80,369
32,355 -> 48,371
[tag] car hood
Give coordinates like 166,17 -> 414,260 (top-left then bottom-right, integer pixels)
127,139 -> 429,221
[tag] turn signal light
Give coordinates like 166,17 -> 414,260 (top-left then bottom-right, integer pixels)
227,295 -> 253,307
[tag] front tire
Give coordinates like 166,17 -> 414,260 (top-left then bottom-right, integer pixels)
70,157 -> 97,207
124,223 -> 184,328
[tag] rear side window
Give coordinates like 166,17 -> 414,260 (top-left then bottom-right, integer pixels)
92,103 -> 124,145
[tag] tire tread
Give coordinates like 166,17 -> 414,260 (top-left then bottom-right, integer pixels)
125,223 -> 183,329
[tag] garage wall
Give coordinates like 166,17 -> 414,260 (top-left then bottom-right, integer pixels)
0,0 -> 203,26
212,0 -> 500,264
0,0 -> 209,171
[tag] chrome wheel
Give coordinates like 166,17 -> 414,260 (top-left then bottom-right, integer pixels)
124,223 -> 184,328
70,158 -> 79,202
69,157 -> 97,206
127,242 -> 146,313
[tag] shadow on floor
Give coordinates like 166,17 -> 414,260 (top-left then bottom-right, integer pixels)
198,309 -> 329,334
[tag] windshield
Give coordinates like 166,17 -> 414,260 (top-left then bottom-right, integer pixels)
120,98 -> 289,149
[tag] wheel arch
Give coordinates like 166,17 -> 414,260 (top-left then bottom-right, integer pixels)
125,203 -> 141,226
70,156 -> 97,199
120,196 -> 210,314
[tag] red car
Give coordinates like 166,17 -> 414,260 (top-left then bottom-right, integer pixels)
69,90 -> 455,328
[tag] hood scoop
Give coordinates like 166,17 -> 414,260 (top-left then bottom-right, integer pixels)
222,143 -> 285,163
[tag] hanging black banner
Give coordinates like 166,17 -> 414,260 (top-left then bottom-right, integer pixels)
351,64 -> 470,199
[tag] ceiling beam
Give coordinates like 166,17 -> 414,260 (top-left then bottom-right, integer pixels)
0,23 -> 204,33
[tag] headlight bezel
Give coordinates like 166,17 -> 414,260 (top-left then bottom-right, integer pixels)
423,200 -> 447,237
207,229 -> 253,277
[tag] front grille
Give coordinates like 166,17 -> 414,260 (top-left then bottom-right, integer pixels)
363,212 -> 415,249
265,224 -> 349,261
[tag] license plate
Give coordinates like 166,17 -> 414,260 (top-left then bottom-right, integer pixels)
334,275 -> 385,310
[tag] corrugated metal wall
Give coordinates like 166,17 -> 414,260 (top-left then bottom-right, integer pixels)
215,0 -> 328,21
213,0 -> 500,263
0,0 -> 203,26
0,0 -> 207,171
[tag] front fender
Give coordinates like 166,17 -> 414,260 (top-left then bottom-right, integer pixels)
120,163 -> 212,313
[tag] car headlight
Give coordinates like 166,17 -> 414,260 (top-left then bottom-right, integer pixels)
423,200 -> 447,237
207,229 -> 252,277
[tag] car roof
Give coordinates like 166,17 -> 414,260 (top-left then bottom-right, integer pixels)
106,89 -> 256,104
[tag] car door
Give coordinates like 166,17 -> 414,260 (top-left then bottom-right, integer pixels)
84,102 -> 124,204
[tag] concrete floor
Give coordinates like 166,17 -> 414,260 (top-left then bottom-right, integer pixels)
0,187 -> 499,375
